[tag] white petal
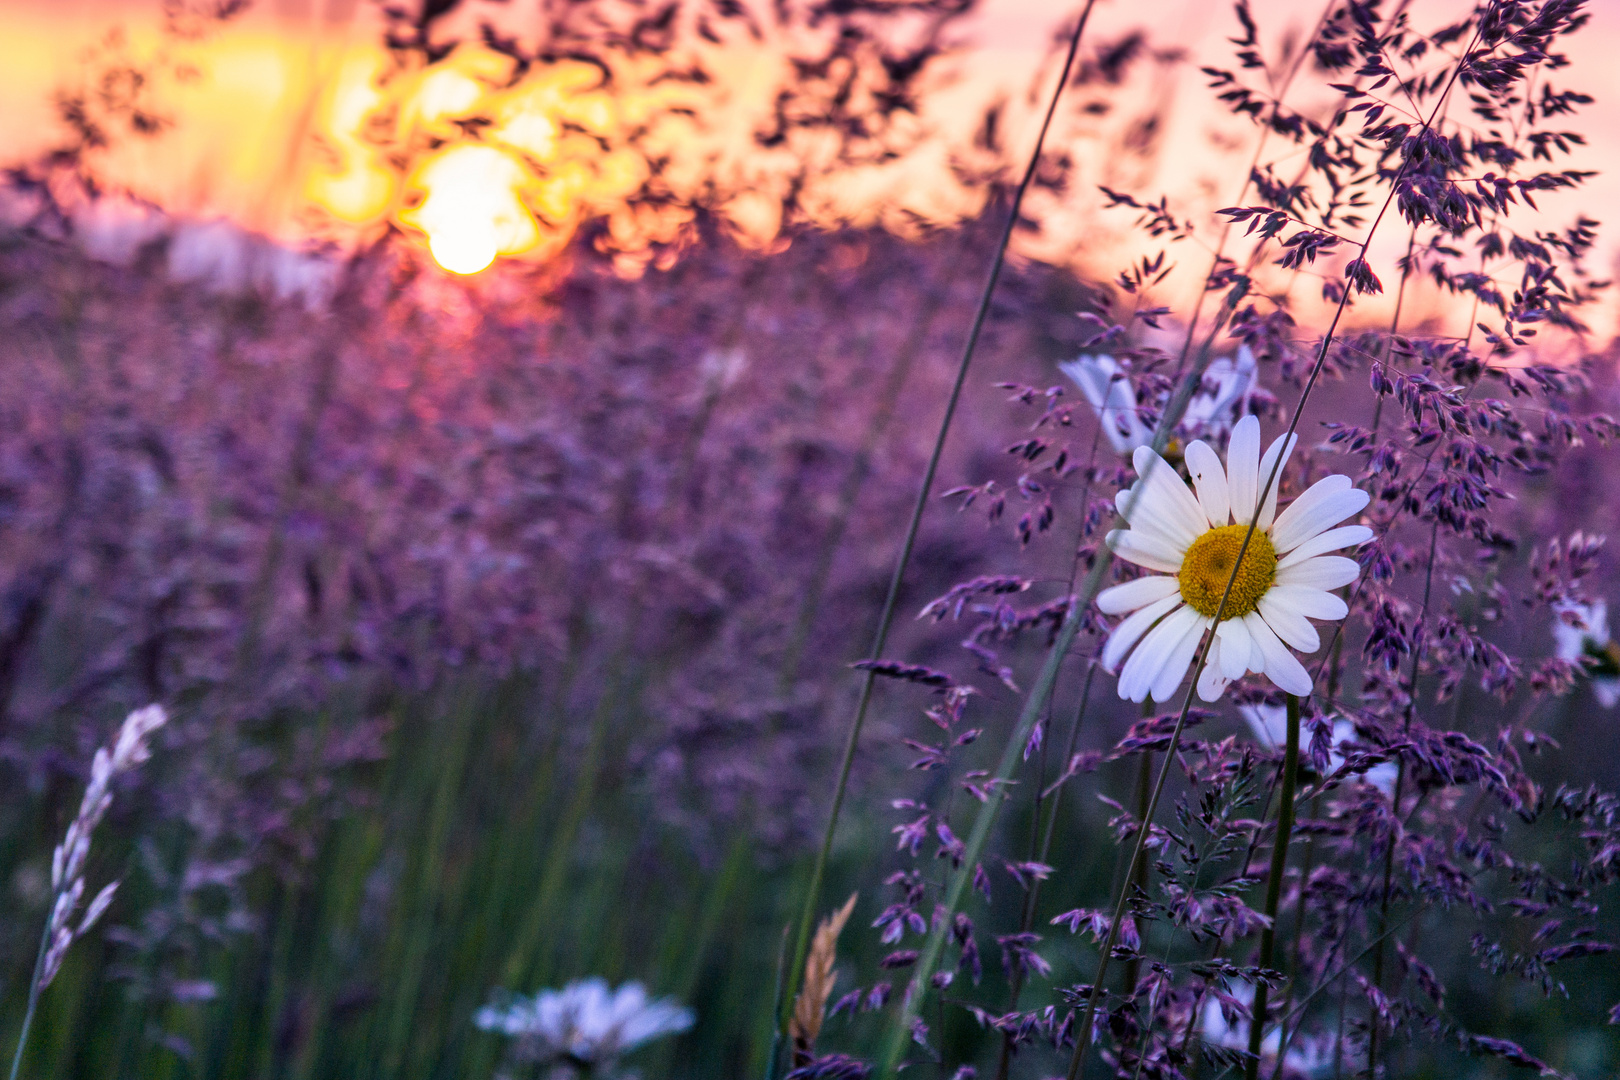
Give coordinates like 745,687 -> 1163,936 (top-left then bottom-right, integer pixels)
1119,604 -> 1201,703
1270,484 -> 1370,554
1258,593 -> 1321,653
1367,761 -> 1400,797
1150,613 -> 1209,705
1059,355 -> 1115,412
1197,642 -> 1232,702
1117,485 -> 1193,553
1276,525 -> 1375,570
1097,575 -> 1181,615
1268,475 -> 1349,551
1183,440 -> 1231,527
1106,529 -> 1186,574
1215,617 -> 1253,680
1328,719 -> 1355,774
1130,446 -> 1209,546
1267,584 -> 1348,621
1275,555 -> 1360,591
1243,612 -> 1313,696
1254,432 -> 1298,530
1101,594 -> 1183,671
1225,415 -> 1261,527
1123,410 -> 1153,451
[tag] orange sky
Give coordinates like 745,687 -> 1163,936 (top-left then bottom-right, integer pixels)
2,0 -> 1616,344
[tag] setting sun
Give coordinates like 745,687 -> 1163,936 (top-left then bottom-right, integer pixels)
401,144 -> 536,275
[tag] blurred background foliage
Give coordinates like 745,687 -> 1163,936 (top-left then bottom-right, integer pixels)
2,0 -> 1620,1077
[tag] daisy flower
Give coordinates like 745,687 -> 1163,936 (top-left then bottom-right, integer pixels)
1097,416 -> 1372,703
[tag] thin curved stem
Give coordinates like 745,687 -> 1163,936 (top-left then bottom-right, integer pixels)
8,911 -> 51,1080
775,2 -> 1097,1068
996,655 -> 1102,1079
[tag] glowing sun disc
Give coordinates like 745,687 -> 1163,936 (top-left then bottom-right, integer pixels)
429,226 -> 498,275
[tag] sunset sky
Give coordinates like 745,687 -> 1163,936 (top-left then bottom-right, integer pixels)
2,0 -> 1615,343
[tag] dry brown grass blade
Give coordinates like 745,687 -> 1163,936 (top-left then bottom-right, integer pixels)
789,892 -> 858,1064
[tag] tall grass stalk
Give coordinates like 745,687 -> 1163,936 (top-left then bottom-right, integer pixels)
1166,0 -> 1337,380
778,290 -> 947,692
992,661 -> 1096,1080
7,922 -> 52,1080
775,3 -> 1097,1065
1368,515 -> 1441,1075
688,293 -> 945,1070
378,688 -> 480,1079
500,672 -> 620,989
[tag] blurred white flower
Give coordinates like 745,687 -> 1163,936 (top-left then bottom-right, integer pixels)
1059,353 -> 1151,454
167,220 -> 339,309
698,346 -> 749,392
1552,599 -> 1620,708
1183,345 -> 1257,439
1059,346 -> 1257,456
73,193 -> 168,266
1200,980 -> 1337,1078
1237,704 -> 1397,797
475,977 -> 693,1070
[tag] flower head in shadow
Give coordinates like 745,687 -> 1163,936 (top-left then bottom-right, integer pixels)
476,978 -> 693,1076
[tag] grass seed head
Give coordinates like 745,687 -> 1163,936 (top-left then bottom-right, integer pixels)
790,892 -> 858,1064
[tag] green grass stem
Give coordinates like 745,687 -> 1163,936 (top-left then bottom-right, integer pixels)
780,4 -> 1098,1067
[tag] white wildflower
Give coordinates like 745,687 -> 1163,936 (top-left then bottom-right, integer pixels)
1059,353 -> 1151,454
1552,599 -> 1620,708
1097,416 -> 1371,703
1182,345 -> 1257,438
475,977 -> 693,1071
1237,704 -> 1398,797
1060,346 -> 1258,455
1200,980 -> 1339,1077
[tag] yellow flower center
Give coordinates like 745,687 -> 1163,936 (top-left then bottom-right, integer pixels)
1177,524 -> 1277,620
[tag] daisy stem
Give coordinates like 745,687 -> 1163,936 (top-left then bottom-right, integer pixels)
1245,693 -> 1300,1080
1267,790 -> 1323,1080
780,3 -> 1095,1070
